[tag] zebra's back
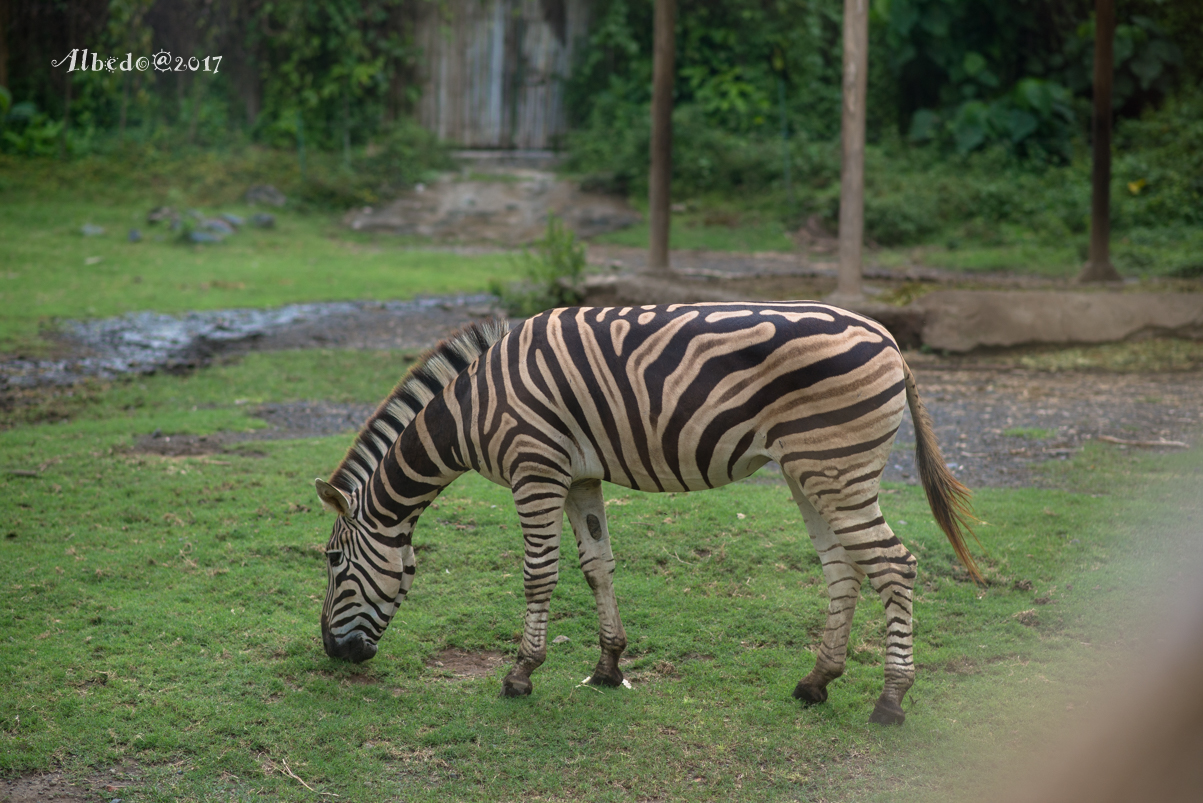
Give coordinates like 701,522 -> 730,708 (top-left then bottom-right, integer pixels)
472,301 -> 907,494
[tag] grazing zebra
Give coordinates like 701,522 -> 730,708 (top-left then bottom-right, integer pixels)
316,302 -> 979,725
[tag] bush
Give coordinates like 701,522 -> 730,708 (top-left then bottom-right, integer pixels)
492,217 -> 589,317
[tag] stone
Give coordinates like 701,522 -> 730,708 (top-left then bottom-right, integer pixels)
917,290 -> 1203,352
146,206 -> 175,223
245,184 -> 287,207
80,223 -> 105,236
250,213 -> 276,229
201,218 -> 235,236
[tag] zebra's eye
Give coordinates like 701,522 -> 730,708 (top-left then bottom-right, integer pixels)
326,549 -> 344,567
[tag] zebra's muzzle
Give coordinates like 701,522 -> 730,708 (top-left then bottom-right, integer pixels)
322,628 -> 378,663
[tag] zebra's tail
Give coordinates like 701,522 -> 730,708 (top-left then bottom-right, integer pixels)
902,359 -> 983,584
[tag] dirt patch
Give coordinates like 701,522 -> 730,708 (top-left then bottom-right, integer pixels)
343,167 -> 641,245
0,765 -> 141,803
426,648 -> 507,679
129,401 -> 378,456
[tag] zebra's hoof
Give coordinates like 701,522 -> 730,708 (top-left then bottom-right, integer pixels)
792,682 -> 827,705
585,668 -> 624,688
500,675 -> 532,697
868,699 -> 906,725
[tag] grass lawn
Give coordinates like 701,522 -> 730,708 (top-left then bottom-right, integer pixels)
2,345 -> 1199,801
0,196 -> 519,354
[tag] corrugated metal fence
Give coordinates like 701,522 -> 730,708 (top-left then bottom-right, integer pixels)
415,0 -> 590,150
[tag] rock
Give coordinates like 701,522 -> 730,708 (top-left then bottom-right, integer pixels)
245,184 -> 287,207
128,229 -> 142,243
146,206 -> 177,224
917,290 -> 1203,352
218,213 -> 244,227
250,213 -> 276,229
80,223 -> 105,236
201,218 -> 235,236
186,231 -> 223,244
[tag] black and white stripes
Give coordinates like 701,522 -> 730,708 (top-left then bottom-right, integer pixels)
316,302 -> 977,724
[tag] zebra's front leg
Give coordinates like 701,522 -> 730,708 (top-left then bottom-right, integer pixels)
564,479 -> 627,687
788,479 -> 865,705
501,477 -> 567,698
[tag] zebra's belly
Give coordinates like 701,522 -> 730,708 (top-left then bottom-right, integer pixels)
570,442 -> 774,493
471,445 -> 773,494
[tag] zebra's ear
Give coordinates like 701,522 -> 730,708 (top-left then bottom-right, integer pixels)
314,479 -> 352,517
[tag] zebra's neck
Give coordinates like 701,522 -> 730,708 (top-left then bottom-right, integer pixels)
356,391 -> 471,538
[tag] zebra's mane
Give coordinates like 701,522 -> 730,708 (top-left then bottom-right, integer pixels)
328,319 -> 511,494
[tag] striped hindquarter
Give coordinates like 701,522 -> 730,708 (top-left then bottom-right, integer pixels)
316,302 -> 977,725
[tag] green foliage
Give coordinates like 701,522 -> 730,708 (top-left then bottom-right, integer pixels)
2,0 -> 420,156
566,0 -> 1195,183
577,84 -> 1202,262
0,102 -> 63,157
891,1 -> 1185,156
492,217 -> 588,317
1112,89 -> 1203,228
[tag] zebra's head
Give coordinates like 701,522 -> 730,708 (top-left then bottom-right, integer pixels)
315,478 -> 415,663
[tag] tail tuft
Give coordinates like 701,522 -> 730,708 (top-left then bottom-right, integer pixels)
903,360 -> 983,585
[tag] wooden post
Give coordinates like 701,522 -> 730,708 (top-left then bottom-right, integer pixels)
830,0 -> 868,306
1079,0 -> 1122,283
648,0 -> 675,273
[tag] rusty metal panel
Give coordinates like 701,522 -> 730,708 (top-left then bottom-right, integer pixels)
416,0 -> 589,150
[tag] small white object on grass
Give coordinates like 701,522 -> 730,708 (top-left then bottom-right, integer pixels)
580,676 -> 634,689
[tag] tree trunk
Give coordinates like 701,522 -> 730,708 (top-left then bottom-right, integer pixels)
118,73 -> 129,141
60,4 -> 75,160
1079,0 -> 1122,283
648,0 -> 675,273
187,72 -> 204,144
831,0 -> 869,306
0,0 -> 10,92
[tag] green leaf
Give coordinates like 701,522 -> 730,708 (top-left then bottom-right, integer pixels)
1006,110 -> 1038,144
962,52 -> 987,77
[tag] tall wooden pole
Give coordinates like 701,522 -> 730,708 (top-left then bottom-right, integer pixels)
648,0 -> 675,273
1079,0 -> 1122,283
831,0 -> 868,305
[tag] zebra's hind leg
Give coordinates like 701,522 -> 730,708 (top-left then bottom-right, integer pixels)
565,479 -> 628,687
798,476 -> 919,727
787,477 -> 865,705
501,473 -> 568,698
863,530 -> 917,726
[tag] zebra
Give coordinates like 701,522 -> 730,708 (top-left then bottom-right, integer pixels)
316,302 -> 979,725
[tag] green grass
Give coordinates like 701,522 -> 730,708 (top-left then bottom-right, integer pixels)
2,347 -> 1200,801
0,198 -> 518,353
1002,427 -> 1055,440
